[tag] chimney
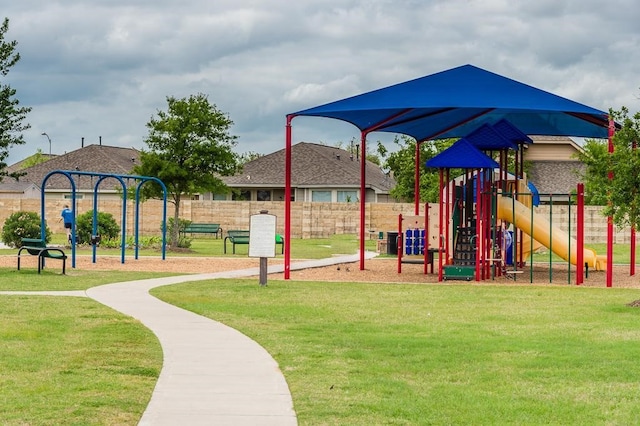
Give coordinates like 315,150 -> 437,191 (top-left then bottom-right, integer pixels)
99,136 -> 102,146
81,137 -> 84,148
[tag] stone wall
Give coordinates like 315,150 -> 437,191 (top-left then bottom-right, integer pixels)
0,198 -> 632,244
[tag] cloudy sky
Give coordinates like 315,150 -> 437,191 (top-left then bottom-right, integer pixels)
4,0 -> 640,164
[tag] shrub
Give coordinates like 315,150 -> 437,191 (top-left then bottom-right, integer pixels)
1,211 -> 52,248
76,210 -> 120,245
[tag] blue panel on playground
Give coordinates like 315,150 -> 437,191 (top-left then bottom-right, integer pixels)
492,119 -> 533,145
465,123 -> 518,150
426,138 -> 499,169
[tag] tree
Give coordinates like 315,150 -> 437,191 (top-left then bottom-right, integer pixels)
602,107 -> 640,228
238,151 -> 262,165
379,136 -> 456,202
20,148 -> 49,169
573,138 -> 610,205
133,93 -> 239,247
0,18 -> 31,181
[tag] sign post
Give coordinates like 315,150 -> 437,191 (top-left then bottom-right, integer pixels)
249,210 -> 277,286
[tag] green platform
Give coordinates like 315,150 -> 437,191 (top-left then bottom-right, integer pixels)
443,265 -> 475,281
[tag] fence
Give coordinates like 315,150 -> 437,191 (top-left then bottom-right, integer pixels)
0,198 -> 632,244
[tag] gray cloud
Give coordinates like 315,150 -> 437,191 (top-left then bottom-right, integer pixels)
4,0 -> 640,163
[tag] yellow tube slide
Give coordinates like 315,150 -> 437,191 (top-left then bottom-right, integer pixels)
497,196 -> 602,270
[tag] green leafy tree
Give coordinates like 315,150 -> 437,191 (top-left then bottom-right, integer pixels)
0,18 -> 31,181
75,210 -> 120,245
601,107 -> 640,228
133,93 -> 239,246
573,138 -> 610,205
20,148 -> 49,169
1,211 -> 51,247
238,151 -> 262,165
379,136 -> 456,202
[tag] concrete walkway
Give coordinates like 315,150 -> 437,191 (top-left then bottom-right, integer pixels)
2,252 -> 376,425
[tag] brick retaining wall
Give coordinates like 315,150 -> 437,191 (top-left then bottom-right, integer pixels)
0,198 -> 633,244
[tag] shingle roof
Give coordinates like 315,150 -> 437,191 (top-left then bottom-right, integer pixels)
528,161 -> 585,195
223,142 -> 395,192
0,145 -> 140,192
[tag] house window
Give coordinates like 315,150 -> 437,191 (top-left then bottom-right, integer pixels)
337,190 -> 357,203
257,190 -> 271,201
63,194 -> 84,200
212,193 -> 227,201
232,190 -> 251,201
312,190 -> 331,202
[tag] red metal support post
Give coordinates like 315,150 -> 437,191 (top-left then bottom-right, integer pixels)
397,213 -> 403,274
284,115 -> 293,279
414,141 -> 421,215
438,169 -> 444,282
576,183 -> 584,285
475,168 -> 481,281
632,141 -> 637,276
360,132 -> 367,270
606,118 -> 615,287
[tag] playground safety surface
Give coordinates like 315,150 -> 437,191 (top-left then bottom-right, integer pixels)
4,254 -> 640,288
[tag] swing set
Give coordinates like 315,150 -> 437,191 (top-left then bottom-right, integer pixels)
40,170 -> 168,269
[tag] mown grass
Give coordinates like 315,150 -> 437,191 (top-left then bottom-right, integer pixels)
0,295 -> 161,425
0,233 -> 378,259
0,268 -> 178,291
530,242 -> 633,264
153,280 -> 640,425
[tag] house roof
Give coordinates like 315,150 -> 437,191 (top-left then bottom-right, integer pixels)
223,142 -> 395,192
0,145 -> 140,192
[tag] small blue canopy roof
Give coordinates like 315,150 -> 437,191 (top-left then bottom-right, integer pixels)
492,119 -> 533,145
426,138 -> 499,169
464,123 -> 518,151
292,64 -> 612,140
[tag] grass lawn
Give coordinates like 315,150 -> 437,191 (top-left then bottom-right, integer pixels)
0,233 -> 378,259
153,280 -> 640,425
0,295 -> 161,425
0,268 -> 178,291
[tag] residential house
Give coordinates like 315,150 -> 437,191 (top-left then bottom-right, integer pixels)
0,144 -> 141,201
219,142 -> 396,203
524,135 -> 586,202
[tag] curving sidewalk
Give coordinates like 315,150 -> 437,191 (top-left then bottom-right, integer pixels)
2,252 -> 377,425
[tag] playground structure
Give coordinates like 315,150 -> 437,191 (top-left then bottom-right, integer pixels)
391,120 -> 616,285
40,170 -> 168,269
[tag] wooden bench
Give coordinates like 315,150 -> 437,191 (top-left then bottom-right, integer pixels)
17,238 -> 67,274
180,223 -> 223,239
224,231 -> 284,255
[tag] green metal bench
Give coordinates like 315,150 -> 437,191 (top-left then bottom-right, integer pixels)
224,231 -> 284,255
17,238 -> 67,274
180,223 -> 223,239
224,230 -> 250,254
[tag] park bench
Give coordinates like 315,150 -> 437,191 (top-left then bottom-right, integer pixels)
180,223 -> 223,239
224,230 -> 284,255
17,238 -> 67,274
224,230 -> 250,254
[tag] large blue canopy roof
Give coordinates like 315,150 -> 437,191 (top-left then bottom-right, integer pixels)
292,64 -> 611,140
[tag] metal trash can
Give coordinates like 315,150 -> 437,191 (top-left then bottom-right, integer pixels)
387,232 -> 399,255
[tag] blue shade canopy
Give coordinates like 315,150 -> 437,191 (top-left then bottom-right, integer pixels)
464,123 -> 518,151
292,64 -> 611,140
492,119 -> 533,144
426,138 -> 499,169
